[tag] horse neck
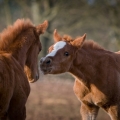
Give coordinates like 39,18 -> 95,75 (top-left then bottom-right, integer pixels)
69,47 -> 106,85
11,45 -> 28,69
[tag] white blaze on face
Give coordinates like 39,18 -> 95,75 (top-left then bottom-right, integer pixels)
46,41 -> 66,57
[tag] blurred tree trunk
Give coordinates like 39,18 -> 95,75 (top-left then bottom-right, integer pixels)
30,0 -> 58,57
31,0 -> 45,57
31,0 -> 40,24
15,0 -> 30,18
4,0 -> 12,26
95,0 -> 120,47
109,4 -> 120,44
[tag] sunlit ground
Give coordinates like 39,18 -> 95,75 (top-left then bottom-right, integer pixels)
26,74 -> 110,120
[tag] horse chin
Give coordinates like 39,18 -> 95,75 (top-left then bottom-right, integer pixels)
29,79 -> 37,83
42,70 -> 51,75
29,79 -> 35,83
28,75 -> 39,83
45,67 -> 61,75
40,67 -> 52,75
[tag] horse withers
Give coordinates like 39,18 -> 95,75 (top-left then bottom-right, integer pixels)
40,29 -> 120,120
0,19 -> 48,120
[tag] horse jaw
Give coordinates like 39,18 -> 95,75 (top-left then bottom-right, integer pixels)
28,73 -> 39,83
24,66 -> 39,83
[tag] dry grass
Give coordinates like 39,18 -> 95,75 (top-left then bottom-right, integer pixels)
26,74 -> 110,120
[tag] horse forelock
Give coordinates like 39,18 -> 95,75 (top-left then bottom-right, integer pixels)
63,35 -> 74,42
0,19 -> 34,50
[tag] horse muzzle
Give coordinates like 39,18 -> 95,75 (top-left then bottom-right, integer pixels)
29,74 -> 39,83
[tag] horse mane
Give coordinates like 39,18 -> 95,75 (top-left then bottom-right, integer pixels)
82,40 -> 105,50
62,34 -> 104,50
0,19 -> 34,50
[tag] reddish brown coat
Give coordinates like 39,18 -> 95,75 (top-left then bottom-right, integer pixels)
40,30 -> 120,120
0,19 -> 48,120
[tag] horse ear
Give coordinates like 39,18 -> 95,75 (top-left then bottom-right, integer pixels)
72,34 -> 86,48
36,20 -> 48,35
53,29 -> 62,42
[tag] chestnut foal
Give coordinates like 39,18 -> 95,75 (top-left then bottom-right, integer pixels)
40,30 -> 120,120
0,19 -> 48,120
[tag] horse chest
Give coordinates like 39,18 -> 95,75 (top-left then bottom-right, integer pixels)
73,79 -> 108,106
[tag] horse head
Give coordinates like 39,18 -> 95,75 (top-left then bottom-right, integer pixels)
24,20 -> 48,83
40,29 -> 86,74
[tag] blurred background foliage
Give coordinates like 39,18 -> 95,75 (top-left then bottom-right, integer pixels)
0,0 -> 120,56
0,0 -> 120,119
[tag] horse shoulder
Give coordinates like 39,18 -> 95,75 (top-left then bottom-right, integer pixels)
10,56 -> 30,96
73,79 -> 90,102
0,53 -> 30,96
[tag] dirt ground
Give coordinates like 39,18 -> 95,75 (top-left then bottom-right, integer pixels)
26,74 -> 110,120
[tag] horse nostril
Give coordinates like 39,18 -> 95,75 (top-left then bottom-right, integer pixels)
46,58 -> 52,64
46,59 -> 51,64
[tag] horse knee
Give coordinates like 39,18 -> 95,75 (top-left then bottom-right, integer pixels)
80,103 -> 99,120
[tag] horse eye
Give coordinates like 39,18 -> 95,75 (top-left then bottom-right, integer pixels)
64,52 -> 69,56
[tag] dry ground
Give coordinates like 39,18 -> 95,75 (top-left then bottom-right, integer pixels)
26,74 -> 111,120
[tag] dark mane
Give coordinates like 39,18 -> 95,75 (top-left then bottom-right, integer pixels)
0,19 -> 34,50
82,40 -> 105,50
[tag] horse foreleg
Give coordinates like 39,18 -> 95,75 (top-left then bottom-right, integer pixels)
7,94 -> 27,120
8,106 -> 26,120
80,103 -> 99,120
